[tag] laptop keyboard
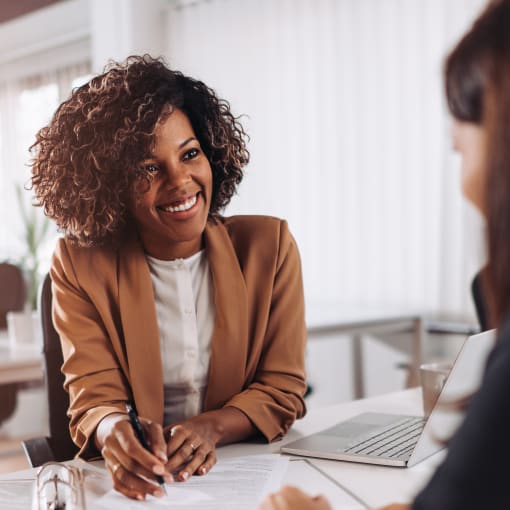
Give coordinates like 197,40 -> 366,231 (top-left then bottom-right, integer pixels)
344,416 -> 426,459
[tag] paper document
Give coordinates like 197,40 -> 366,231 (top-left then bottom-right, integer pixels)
94,454 -> 288,509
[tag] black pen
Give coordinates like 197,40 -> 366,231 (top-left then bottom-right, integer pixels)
125,402 -> 168,495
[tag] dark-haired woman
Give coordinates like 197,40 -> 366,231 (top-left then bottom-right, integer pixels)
258,0 -> 510,509
31,56 -> 307,501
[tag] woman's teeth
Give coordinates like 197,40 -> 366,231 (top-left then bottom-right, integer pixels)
161,195 -> 197,213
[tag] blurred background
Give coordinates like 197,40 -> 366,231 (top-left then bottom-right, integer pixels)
0,0 -> 488,471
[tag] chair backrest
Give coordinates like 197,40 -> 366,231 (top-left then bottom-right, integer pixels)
471,271 -> 488,332
0,263 -> 26,328
40,273 -> 79,461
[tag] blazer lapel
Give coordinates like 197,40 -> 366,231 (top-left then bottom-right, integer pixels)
118,235 -> 164,423
203,219 -> 249,410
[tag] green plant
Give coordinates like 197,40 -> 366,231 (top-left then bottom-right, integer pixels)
16,184 -> 50,310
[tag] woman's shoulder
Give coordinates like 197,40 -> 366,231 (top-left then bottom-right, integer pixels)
218,214 -> 290,239
494,315 -> 510,352
51,237 -> 126,286
51,236 -> 135,294
53,236 -> 118,265
484,316 -> 510,373
210,215 -> 297,262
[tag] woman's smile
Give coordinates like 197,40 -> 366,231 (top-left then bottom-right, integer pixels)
158,193 -> 199,214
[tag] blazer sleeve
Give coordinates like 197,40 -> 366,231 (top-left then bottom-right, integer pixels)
412,321 -> 510,509
224,221 -> 307,442
51,240 -> 130,458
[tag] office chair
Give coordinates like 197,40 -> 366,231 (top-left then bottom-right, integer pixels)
426,271 -> 487,336
0,263 -> 27,425
21,273 -> 79,467
471,271 -> 488,332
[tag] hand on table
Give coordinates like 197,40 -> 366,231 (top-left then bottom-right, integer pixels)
164,413 -> 221,482
99,406 -> 252,498
99,414 -> 172,500
257,486 -> 333,510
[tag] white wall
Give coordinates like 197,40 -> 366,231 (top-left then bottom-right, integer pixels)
89,0 -> 167,73
164,0 -> 487,318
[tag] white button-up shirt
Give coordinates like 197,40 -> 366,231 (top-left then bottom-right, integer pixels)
146,250 -> 215,426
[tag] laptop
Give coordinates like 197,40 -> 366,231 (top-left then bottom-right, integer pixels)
281,330 -> 495,467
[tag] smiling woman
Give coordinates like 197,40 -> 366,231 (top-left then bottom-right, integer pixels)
129,109 -> 213,260
29,55 -> 307,501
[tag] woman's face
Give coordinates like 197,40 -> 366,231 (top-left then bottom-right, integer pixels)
451,119 -> 487,214
129,108 -> 213,260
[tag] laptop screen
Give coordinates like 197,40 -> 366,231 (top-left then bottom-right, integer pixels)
409,329 -> 495,466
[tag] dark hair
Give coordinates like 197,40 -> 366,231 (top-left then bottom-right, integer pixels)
30,55 -> 249,246
445,0 -> 510,328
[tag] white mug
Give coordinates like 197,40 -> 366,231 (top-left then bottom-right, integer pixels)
420,362 -> 452,417
6,310 -> 38,349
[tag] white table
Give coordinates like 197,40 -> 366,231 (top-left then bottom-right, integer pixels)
0,388 -> 443,509
219,387 -> 441,508
306,301 -> 426,398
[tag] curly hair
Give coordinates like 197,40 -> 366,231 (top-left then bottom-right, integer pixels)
31,55 -> 249,246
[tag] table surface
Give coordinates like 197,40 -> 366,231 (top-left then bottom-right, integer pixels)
0,388 -> 444,509
218,387 -> 442,508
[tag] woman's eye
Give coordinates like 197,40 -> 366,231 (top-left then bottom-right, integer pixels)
144,164 -> 159,173
183,148 -> 199,161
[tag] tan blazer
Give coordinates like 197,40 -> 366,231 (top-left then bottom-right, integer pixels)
51,215 -> 307,457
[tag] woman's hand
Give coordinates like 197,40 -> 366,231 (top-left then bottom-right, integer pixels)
164,413 -> 221,481
97,413 -> 173,500
257,486 -> 333,510
378,505 -> 410,510
160,406 -> 257,482
163,406 -> 257,482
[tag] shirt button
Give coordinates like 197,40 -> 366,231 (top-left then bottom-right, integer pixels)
186,350 -> 197,359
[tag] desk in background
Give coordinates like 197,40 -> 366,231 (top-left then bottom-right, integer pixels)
0,303 -> 432,397
0,388 -> 442,509
306,301 -> 426,398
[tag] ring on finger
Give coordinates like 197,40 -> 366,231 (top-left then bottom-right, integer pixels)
111,463 -> 121,476
190,443 -> 197,451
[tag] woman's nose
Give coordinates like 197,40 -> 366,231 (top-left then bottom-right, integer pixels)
163,161 -> 191,186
